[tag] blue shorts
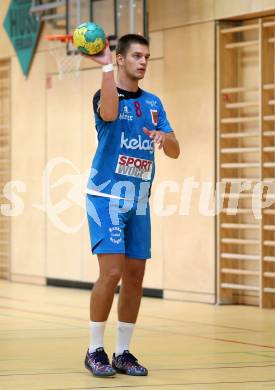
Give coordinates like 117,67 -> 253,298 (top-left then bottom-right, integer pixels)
86,194 -> 151,260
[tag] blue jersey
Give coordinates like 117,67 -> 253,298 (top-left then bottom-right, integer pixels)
87,87 -> 173,201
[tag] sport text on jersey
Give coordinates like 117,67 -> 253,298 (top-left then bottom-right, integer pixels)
120,132 -> 154,154
115,154 -> 153,181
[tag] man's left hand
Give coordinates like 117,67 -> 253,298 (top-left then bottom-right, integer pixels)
143,127 -> 166,150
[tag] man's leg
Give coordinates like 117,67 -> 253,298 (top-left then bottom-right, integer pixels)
89,253 -> 124,351
116,257 -> 146,354
85,253 -> 124,377
112,258 -> 148,376
118,257 -> 146,323
90,253 -> 125,322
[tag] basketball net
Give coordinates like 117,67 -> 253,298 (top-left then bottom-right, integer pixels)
44,35 -> 82,80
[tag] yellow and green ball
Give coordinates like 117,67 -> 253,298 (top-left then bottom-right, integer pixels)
73,22 -> 106,55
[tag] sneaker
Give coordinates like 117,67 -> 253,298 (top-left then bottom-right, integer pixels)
84,347 -> 116,377
112,350 -> 148,376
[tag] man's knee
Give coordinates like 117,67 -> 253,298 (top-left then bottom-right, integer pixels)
99,267 -> 123,288
123,267 -> 145,287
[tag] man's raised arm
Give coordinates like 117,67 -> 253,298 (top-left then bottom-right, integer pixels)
82,42 -> 118,122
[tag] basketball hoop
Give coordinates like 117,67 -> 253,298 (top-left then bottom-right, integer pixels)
44,34 -> 82,80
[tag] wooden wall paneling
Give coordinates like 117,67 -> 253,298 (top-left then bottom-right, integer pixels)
162,0 -> 214,30
10,53 -> 46,282
215,0 -> 275,21
218,23 -> 239,304
141,59 -> 165,290
162,22 -> 216,303
0,60 -> 10,280
148,0 -> 215,32
148,31 -> 164,59
0,2 -> 14,60
259,18 -> 264,309
218,20 -> 262,306
217,15 -> 275,307
148,0 -> 275,34
262,17 -> 275,307
148,0 -> 164,32
46,72 -> 84,281
81,67 -> 101,284
237,21 -> 261,305
216,23 -> 221,304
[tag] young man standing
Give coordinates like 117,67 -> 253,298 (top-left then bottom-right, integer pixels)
84,34 -> 180,377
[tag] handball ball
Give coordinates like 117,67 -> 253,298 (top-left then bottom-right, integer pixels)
73,22 -> 106,55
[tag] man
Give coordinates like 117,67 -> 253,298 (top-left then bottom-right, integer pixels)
84,34 -> 180,377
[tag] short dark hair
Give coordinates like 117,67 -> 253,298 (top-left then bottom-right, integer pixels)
116,34 -> 149,56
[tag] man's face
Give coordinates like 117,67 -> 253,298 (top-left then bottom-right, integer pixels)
117,43 -> 150,80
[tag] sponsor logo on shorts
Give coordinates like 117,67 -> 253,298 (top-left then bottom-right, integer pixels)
115,154 -> 153,181
109,226 -> 122,244
120,132 -> 154,154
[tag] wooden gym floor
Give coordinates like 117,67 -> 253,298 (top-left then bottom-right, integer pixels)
0,280 -> 275,389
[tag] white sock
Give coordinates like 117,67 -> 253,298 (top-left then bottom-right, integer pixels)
88,321 -> 106,353
115,321 -> 135,357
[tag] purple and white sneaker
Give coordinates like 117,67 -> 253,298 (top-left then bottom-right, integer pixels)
112,350 -> 148,376
84,347 -> 116,377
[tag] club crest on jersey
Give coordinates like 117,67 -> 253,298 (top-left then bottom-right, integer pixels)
150,109 -> 158,126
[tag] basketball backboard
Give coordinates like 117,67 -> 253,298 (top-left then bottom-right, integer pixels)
30,0 -> 67,29
30,0 -> 148,47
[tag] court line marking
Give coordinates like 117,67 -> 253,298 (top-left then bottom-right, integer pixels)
0,295 -> 87,309
1,363 -> 275,376
0,305 -> 87,323
142,314 -> 262,333
138,325 -> 275,350
0,309 -> 85,327
0,356 -> 274,364
0,309 -> 90,328
245,352 -> 275,359
0,286 -> 270,333
0,294 -> 263,333
1,304 -> 275,350
180,333 -> 275,350
0,336 -> 85,341
42,379 -> 275,390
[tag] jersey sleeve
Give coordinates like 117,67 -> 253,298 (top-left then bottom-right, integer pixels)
93,89 -> 102,120
92,89 -> 116,124
156,98 -> 173,133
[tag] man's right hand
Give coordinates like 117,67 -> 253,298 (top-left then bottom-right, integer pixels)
80,40 -> 113,65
